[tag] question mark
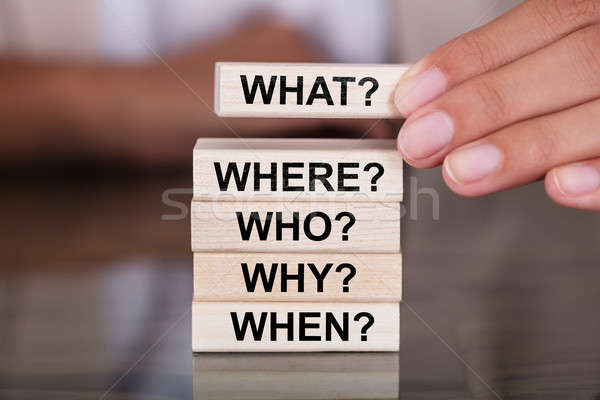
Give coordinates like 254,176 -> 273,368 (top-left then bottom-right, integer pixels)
335,211 -> 356,241
363,162 -> 384,191
358,77 -> 379,106
335,263 -> 356,292
354,312 -> 375,341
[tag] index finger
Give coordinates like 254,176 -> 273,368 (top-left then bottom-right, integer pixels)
394,0 -> 600,115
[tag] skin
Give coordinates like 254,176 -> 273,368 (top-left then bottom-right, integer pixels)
0,21 -> 391,167
395,0 -> 600,211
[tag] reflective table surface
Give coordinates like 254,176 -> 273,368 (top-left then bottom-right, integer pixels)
2,168 -> 600,399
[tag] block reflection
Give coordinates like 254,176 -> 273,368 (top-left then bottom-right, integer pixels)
194,352 -> 399,400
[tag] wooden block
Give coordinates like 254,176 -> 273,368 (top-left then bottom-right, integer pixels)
190,201 -> 400,253
194,353 -> 399,399
192,302 -> 399,352
193,253 -> 402,302
215,62 -> 411,118
193,138 -> 403,202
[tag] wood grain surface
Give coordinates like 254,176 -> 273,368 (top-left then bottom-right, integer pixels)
215,62 -> 410,118
192,302 -> 400,352
191,200 -> 401,253
193,138 -> 403,202
193,252 -> 402,302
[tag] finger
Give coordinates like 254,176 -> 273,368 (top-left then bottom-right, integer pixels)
441,98 -> 600,197
394,0 -> 600,115
545,159 -> 600,210
398,24 -> 600,167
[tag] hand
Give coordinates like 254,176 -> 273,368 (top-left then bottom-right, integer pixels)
394,0 -> 600,211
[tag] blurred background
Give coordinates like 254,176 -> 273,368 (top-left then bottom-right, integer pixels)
2,0 -> 600,399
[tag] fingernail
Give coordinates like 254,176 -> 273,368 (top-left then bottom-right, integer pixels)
394,67 -> 447,116
553,164 -> 600,196
398,111 -> 454,160
445,143 -> 503,184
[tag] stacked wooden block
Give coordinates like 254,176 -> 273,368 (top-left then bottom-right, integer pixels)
191,62 -> 409,352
